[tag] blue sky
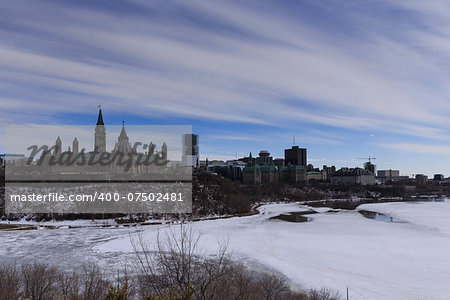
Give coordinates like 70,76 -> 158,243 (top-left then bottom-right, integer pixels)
1,0 -> 450,177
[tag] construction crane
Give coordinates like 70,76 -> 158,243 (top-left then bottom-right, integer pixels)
358,156 -> 376,163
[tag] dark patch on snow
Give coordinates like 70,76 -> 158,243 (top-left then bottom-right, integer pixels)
269,210 -> 316,223
359,210 -> 405,223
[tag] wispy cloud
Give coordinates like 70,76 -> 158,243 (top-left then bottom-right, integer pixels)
1,0 -> 450,173
203,135 -> 264,142
385,143 -> 450,155
0,0 -> 449,136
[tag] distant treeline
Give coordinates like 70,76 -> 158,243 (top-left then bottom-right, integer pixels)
1,171 -> 449,220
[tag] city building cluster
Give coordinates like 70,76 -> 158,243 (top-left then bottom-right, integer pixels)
1,109 -> 449,186
192,142 -> 449,186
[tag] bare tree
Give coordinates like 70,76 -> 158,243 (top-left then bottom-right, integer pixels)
307,288 -> 341,300
218,262 -> 258,299
80,263 -> 109,300
0,262 -> 21,300
58,271 -> 80,300
0,260 -> 340,300
194,241 -> 230,299
130,223 -> 342,300
258,273 -> 290,300
22,263 -> 59,300
132,223 -> 231,299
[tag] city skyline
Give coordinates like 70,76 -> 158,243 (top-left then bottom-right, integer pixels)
1,1 -> 450,177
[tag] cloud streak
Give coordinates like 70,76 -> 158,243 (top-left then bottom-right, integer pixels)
385,143 -> 450,156
0,1 -> 448,128
0,0 -> 449,172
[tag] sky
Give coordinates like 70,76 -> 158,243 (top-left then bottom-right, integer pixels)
1,0 -> 450,177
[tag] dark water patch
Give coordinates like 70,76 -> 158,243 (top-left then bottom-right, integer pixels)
270,211 -> 315,223
294,209 -> 317,215
359,210 -> 405,223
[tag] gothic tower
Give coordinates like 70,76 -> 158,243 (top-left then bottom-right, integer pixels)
73,137 -> 79,156
94,109 -> 106,152
111,121 -> 135,155
161,142 -> 167,162
55,136 -> 62,157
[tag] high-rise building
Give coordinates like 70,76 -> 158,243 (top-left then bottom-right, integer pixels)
183,134 -> 199,156
284,146 -> 307,167
182,134 -> 199,167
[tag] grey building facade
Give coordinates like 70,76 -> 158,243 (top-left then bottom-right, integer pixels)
330,168 -> 375,185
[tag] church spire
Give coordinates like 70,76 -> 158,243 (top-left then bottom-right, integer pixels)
119,125 -> 128,141
96,108 -> 104,125
95,107 -> 106,152
119,116 -> 128,141
247,152 -> 254,166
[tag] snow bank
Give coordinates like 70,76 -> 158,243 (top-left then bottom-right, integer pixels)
92,201 -> 450,299
1,201 -> 449,300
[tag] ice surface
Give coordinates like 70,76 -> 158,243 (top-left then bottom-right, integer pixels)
1,200 -> 450,299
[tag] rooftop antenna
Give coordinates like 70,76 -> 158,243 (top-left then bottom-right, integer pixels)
293,134 -> 296,146
122,114 -> 124,127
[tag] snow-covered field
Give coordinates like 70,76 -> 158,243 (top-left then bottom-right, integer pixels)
1,200 -> 450,299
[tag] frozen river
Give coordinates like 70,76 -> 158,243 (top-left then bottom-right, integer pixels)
1,199 -> 450,300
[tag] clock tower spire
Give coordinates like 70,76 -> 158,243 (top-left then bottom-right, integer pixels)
94,107 -> 106,152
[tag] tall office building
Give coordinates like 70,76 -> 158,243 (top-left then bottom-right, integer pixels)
284,146 -> 307,167
182,134 -> 199,167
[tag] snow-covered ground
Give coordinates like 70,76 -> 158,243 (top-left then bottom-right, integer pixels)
1,200 -> 450,299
